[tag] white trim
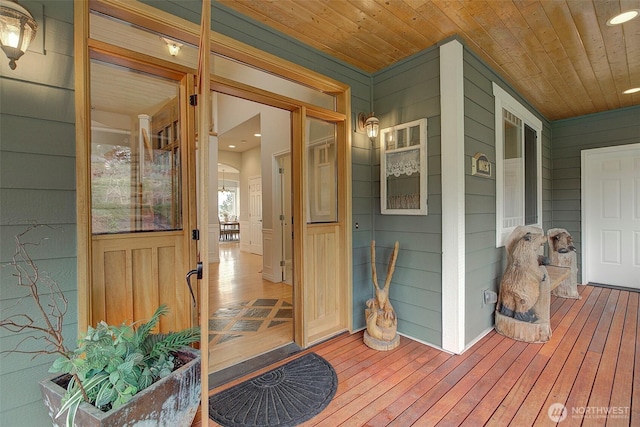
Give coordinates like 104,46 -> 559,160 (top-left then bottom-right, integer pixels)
380,118 -> 428,215
581,143 -> 640,285
440,39 -> 466,354
262,228 -> 278,282
493,82 -> 543,247
208,224 -> 220,263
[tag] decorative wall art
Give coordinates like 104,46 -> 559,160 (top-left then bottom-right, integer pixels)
380,118 -> 428,215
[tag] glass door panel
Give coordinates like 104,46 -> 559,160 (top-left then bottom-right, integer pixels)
90,59 -> 182,234
305,117 -> 337,223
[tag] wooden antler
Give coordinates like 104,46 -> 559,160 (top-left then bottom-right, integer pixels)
371,240 -> 379,290
383,241 -> 400,292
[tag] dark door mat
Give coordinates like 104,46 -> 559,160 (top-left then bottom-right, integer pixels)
209,353 -> 337,427
208,342 -> 302,389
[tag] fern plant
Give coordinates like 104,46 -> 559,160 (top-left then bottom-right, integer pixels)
49,304 -> 199,427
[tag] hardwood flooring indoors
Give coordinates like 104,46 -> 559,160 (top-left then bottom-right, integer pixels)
196,284 -> 638,426
207,242 -> 293,374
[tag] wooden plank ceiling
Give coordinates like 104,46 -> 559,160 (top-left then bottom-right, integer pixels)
219,0 -> 640,121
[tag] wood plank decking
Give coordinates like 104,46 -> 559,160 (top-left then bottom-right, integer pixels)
199,285 -> 638,426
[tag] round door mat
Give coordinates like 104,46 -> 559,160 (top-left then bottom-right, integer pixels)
209,353 -> 337,426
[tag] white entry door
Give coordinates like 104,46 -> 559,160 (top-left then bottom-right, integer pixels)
582,144 -> 640,289
249,176 -> 263,255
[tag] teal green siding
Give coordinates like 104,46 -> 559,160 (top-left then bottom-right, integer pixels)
0,1 -> 76,425
551,105 -> 640,275
463,48 -> 552,344
372,47 -> 442,346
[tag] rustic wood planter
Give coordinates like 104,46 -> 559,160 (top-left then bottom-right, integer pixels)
40,349 -> 201,427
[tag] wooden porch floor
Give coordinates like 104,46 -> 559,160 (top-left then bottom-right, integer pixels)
199,284 -> 638,426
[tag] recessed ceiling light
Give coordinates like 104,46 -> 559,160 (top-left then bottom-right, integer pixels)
254,133 -> 261,137
228,145 -> 236,148
607,9 -> 639,26
623,87 -> 640,94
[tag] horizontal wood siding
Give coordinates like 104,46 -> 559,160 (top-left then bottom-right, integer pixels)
372,47 -> 442,346
550,105 -> 640,276
463,49 -> 552,344
0,1 -> 76,425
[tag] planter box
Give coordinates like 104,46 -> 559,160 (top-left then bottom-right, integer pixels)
40,349 -> 201,427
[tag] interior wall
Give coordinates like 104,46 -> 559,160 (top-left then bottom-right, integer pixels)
218,150 -> 242,172
239,146 -> 261,224
0,1 -> 77,425
217,95 -> 289,230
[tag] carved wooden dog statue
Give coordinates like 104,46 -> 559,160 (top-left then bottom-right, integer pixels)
548,228 -> 581,299
497,226 -> 547,323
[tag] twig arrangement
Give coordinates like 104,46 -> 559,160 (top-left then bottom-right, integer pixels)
0,224 -> 70,359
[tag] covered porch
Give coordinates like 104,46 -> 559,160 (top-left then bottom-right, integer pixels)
198,284 -> 637,426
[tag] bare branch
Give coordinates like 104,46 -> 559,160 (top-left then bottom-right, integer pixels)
0,225 -> 71,360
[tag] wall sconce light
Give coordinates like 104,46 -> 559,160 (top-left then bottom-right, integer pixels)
357,112 -> 379,142
161,37 -> 183,57
0,0 -> 38,70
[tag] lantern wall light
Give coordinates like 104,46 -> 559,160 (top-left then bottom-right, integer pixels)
0,0 -> 37,70
357,112 -> 379,143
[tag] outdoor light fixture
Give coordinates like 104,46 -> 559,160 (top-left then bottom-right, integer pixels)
161,37 -> 182,57
607,9 -> 640,26
358,112 -> 379,142
0,0 -> 37,70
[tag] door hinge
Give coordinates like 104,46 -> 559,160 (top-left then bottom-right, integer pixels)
280,260 -> 286,267
189,94 -> 197,106
279,214 -> 285,221
192,229 -> 200,240
279,167 -> 284,174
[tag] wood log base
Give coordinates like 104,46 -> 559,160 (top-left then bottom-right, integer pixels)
494,265 -> 571,343
494,310 -> 552,343
363,331 -> 400,351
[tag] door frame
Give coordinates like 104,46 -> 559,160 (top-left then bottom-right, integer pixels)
76,0 -> 353,349
581,143 -> 640,287
273,149 -> 293,284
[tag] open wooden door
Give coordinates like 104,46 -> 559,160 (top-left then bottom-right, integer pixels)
293,107 -> 352,347
89,68 -> 198,333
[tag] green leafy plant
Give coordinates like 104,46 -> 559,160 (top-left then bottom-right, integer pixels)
0,225 -> 200,427
49,305 -> 199,427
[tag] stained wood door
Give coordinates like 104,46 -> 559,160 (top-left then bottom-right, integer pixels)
296,113 -> 351,346
90,72 -> 197,332
583,144 -> 640,289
